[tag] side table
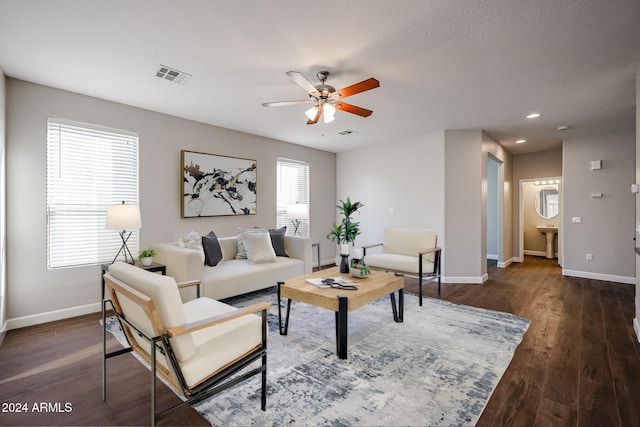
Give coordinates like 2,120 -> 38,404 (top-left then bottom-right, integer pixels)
101,261 -> 166,301
311,242 -> 321,271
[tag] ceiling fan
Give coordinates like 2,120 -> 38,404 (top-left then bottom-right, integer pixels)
262,71 -> 380,125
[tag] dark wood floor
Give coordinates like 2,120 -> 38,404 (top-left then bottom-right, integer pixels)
0,256 -> 638,426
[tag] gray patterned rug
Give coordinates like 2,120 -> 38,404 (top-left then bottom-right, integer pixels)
106,290 -> 530,426
203,290 -> 529,426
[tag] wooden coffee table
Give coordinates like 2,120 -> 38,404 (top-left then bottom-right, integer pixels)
277,267 -> 404,359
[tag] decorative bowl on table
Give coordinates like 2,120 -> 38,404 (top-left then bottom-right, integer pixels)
350,263 -> 371,278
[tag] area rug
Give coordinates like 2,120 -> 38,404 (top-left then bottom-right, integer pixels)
106,290 -> 530,426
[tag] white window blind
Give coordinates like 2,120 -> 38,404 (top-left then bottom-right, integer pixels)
276,158 -> 309,236
46,118 -> 139,269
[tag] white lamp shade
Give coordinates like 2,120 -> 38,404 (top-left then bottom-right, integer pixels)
286,203 -> 309,220
305,106 -> 319,121
323,104 -> 336,124
323,113 -> 335,123
106,203 -> 141,230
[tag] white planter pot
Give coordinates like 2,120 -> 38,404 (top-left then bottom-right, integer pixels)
141,257 -> 152,266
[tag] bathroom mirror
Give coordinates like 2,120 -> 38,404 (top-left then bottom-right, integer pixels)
535,187 -> 559,219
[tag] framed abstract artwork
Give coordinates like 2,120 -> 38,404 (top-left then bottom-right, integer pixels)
181,150 -> 257,217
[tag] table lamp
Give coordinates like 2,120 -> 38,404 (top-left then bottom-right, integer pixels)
286,203 -> 308,236
106,201 -> 141,264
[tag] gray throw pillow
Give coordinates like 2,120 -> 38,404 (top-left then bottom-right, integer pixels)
202,231 -> 223,267
269,226 -> 288,257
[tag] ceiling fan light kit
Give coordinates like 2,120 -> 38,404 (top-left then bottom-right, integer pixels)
263,70 -> 379,125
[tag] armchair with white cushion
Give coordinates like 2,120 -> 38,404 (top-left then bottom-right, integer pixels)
363,228 -> 442,306
102,261 -> 269,425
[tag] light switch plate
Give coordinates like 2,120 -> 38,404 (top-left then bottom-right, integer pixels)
572,217 -> 582,224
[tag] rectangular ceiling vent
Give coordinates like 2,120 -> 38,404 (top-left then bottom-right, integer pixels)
155,65 -> 191,85
338,129 -> 358,136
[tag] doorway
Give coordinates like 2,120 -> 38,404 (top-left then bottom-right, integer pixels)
518,177 -> 562,266
487,155 -> 505,267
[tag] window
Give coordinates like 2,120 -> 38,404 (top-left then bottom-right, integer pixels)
46,118 -> 139,268
276,158 -> 309,236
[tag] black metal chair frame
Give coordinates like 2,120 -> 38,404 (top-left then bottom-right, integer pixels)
362,245 -> 442,306
102,273 -> 268,426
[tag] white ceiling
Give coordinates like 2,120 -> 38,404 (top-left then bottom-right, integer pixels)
1,0 -> 639,154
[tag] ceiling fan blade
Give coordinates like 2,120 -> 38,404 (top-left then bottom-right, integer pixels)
335,102 -> 373,117
286,71 -> 320,97
333,78 -> 380,99
262,100 -> 313,107
307,105 -> 323,125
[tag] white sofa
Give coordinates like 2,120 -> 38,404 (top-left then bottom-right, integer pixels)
153,235 -> 312,300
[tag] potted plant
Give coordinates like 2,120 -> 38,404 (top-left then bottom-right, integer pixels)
350,261 -> 371,278
137,248 -> 156,266
326,197 -> 364,272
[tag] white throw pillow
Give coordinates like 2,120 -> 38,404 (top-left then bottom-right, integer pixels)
241,229 -> 277,264
178,230 -> 202,250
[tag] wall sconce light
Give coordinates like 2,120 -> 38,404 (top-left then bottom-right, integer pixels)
590,160 -> 602,171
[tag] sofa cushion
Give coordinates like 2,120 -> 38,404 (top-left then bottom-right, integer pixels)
108,262 -> 196,362
180,297 -> 262,388
269,226 -> 288,257
242,229 -> 277,264
383,228 -> 437,262
202,257 -> 304,300
202,231 -> 223,267
364,253 -> 435,274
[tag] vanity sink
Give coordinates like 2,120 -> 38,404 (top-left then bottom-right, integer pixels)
536,226 -> 558,234
536,226 -> 558,258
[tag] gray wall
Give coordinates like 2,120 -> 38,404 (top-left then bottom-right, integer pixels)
0,69 -> 6,337
5,78 -> 336,328
444,130 -> 485,281
336,129 -> 514,284
635,69 -> 640,338
563,129 -> 635,282
336,131 -> 445,257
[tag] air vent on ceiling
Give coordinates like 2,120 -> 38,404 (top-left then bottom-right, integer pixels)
338,129 -> 358,136
155,65 -> 191,85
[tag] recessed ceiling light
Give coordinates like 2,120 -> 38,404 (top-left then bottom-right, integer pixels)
515,139 -> 526,144
526,113 -> 541,119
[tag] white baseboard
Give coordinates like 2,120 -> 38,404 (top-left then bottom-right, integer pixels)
523,250 -> 546,257
487,254 -> 498,261
5,302 -> 101,331
523,250 -> 559,258
318,259 -> 340,269
497,258 -> 513,268
562,269 -> 635,285
443,275 -> 488,284
513,256 -> 524,263
634,318 -> 640,344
